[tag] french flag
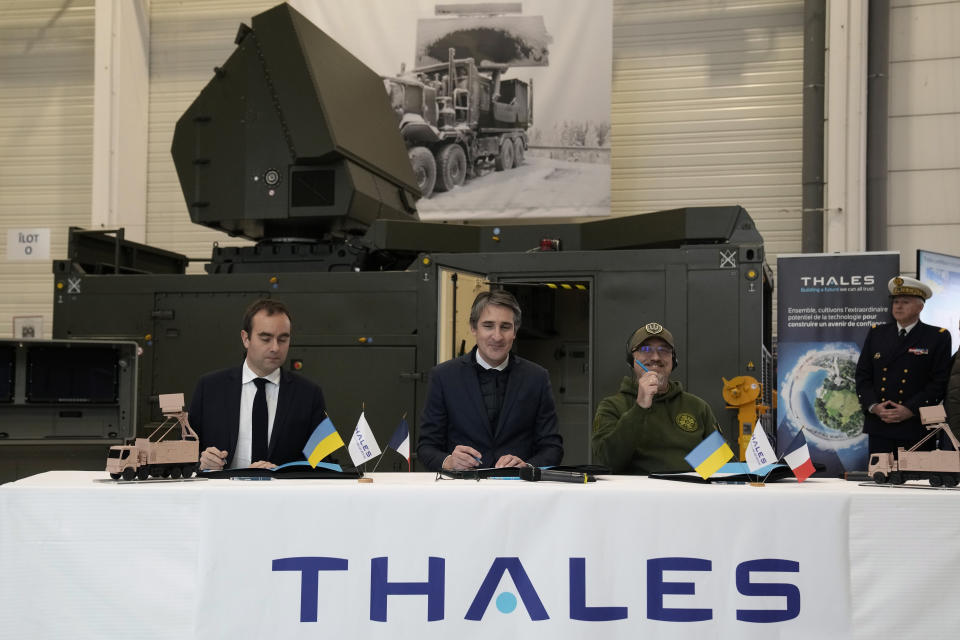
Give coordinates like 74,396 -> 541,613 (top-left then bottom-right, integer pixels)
387,418 -> 410,471
783,430 -> 815,482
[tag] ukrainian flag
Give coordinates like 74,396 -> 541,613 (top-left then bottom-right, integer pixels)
684,431 -> 734,480
303,417 -> 345,467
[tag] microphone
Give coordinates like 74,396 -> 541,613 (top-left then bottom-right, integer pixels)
519,466 -> 595,483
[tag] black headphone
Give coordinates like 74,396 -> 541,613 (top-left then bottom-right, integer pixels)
625,330 -> 679,370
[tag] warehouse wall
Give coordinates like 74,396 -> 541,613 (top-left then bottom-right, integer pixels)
3,1 -> 956,341
887,0 -> 960,274
0,1 -> 95,339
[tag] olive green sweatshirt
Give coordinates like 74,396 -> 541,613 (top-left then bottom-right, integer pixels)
592,376 -> 718,474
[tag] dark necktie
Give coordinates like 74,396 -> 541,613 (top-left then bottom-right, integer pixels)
899,328 -> 907,338
252,378 -> 269,463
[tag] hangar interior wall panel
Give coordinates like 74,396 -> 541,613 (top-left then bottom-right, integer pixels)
888,0 -> 960,273
611,0 -> 804,337
0,1 -> 807,339
146,0 -> 274,272
0,1 -> 95,338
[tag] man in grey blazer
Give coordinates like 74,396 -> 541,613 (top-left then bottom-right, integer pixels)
416,290 -> 563,471
190,299 -> 328,470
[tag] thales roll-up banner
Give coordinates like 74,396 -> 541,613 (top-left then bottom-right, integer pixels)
776,253 -> 900,475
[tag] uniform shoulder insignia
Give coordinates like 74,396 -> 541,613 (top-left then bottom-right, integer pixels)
939,328 -> 947,333
871,323 -> 877,329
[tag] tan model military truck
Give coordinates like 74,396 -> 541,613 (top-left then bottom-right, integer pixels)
868,404 -> 959,487
106,393 -> 199,481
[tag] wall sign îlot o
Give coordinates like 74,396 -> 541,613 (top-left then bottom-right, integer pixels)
6,228 -> 50,261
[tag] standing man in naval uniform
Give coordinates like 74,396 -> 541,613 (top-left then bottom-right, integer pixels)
855,276 -> 952,454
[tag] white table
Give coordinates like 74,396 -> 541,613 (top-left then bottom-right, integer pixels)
2,471 -> 957,639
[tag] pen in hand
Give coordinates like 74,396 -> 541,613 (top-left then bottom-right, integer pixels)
635,358 -> 662,386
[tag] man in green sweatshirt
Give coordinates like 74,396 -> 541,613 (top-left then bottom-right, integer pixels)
592,322 -> 718,474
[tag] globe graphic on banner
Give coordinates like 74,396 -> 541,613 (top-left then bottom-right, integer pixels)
781,344 -> 865,460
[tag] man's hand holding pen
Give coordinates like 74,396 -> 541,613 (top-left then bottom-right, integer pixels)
443,444 -> 483,470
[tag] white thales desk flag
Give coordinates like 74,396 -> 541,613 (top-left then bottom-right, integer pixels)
745,420 -> 776,472
348,411 -> 381,467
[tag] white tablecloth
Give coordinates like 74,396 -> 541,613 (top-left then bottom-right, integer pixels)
2,471 -> 958,639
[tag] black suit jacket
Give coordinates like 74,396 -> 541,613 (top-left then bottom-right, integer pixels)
189,366 -> 327,467
855,321 -> 952,442
947,350 -> 960,438
416,350 -> 563,471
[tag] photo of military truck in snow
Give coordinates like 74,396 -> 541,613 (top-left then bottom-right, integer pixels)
381,4 -> 551,198
384,47 -> 532,198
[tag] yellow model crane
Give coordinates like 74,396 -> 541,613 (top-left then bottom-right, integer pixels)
721,376 -> 776,461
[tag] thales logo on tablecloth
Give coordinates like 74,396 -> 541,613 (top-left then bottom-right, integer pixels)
271,554 -> 801,624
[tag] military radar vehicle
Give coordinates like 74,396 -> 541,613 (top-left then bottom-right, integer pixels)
868,405 -> 960,487
47,3 -> 773,477
106,394 -> 199,481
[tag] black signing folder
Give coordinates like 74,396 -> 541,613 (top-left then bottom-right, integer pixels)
649,462 -> 794,484
202,461 -> 363,480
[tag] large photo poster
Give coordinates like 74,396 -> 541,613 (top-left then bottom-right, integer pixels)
918,249 -> 960,355
776,253 -> 900,475
291,0 -> 612,220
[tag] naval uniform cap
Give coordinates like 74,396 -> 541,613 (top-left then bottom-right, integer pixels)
888,275 -> 932,300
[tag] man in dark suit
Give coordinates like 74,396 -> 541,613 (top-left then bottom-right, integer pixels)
416,290 -> 563,471
947,318 -> 960,439
190,299 -> 327,470
855,276 -> 952,454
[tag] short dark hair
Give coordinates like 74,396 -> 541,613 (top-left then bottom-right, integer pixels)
242,299 -> 291,335
469,290 -> 521,330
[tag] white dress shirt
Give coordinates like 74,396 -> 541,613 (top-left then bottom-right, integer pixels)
475,350 -> 509,371
232,361 -> 281,469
